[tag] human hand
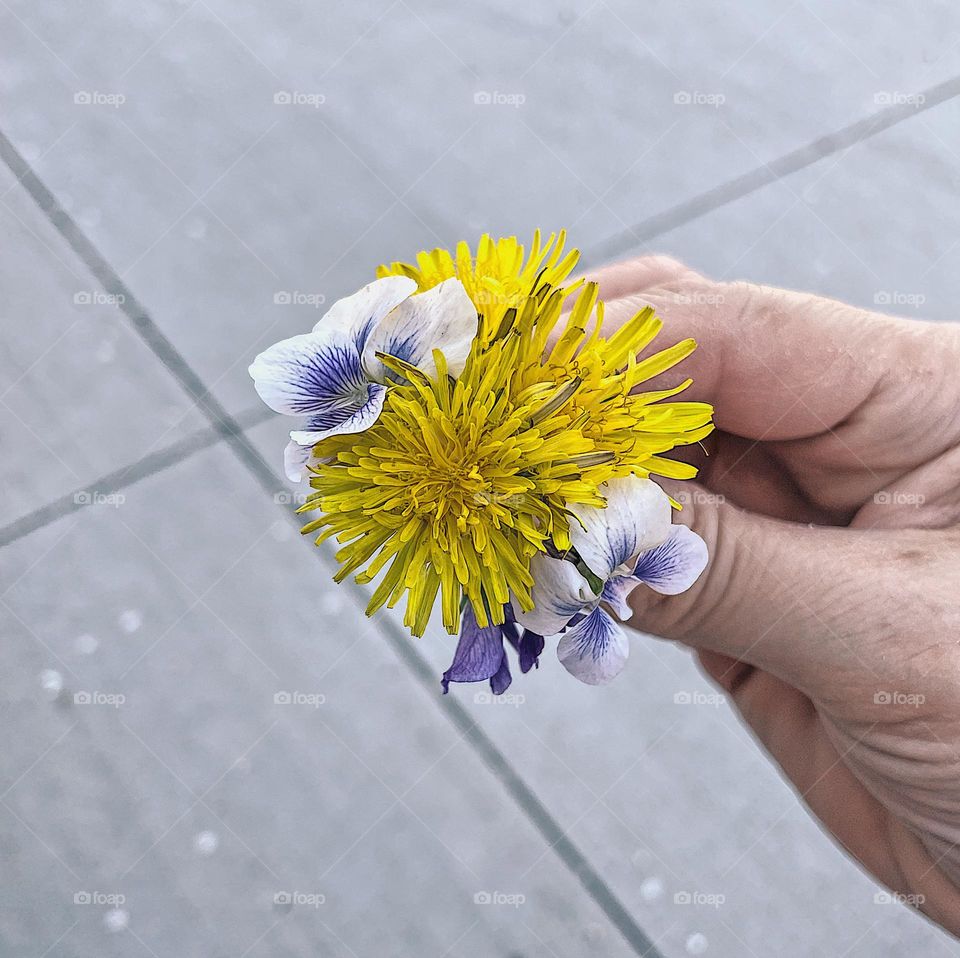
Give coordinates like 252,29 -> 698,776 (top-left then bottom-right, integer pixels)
590,255 -> 960,935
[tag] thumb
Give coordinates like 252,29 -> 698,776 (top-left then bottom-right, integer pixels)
627,482 -> 935,703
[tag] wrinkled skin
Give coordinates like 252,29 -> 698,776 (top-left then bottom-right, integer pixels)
590,255 -> 960,936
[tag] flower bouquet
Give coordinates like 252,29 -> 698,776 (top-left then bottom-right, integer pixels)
250,232 -> 713,693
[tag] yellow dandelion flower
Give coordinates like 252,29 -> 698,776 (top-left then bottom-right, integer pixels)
297,233 -> 713,638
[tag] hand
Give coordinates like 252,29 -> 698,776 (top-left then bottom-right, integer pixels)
591,256 -> 960,935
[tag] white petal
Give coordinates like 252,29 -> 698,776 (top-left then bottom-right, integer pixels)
512,555 -> 597,636
557,607 -> 629,685
631,524 -> 708,595
361,278 -> 478,382
283,440 -> 311,482
600,575 -> 641,622
288,383 -> 387,444
569,476 -> 672,579
313,275 -> 417,347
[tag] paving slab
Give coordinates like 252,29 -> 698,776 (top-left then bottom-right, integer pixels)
2,0 -> 957,415
0,162 -> 206,528
0,444 -> 646,958
612,94 -> 960,326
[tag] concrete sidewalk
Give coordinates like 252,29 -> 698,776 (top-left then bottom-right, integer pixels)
2,3 -> 959,956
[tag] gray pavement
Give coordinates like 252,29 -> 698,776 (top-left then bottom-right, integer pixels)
2,3 -> 960,956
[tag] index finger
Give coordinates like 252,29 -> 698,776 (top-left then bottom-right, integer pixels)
604,275 -> 954,442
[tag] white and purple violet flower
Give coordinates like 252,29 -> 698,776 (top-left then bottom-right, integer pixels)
442,476 -> 708,692
249,275 -> 477,481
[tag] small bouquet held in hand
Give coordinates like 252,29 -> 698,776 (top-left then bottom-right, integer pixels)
250,233 -> 713,693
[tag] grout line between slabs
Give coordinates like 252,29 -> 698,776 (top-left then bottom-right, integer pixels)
0,129 -> 664,957
0,405 -> 274,548
0,131 -> 283,494
585,72 -> 960,265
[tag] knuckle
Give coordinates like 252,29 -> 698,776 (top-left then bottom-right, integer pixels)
722,281 -> 791,332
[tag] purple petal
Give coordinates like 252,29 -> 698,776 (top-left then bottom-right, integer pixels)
502,620 -> 545,674
441,603 -> 506,693
517,631 -> 545,673
631,525 -> 709,595
489,654 -> 513,695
